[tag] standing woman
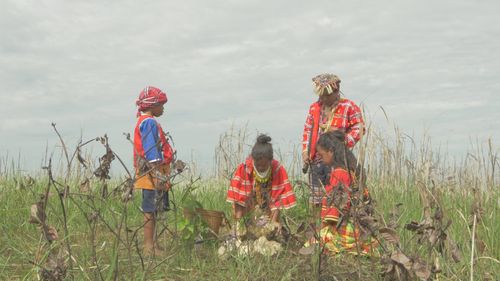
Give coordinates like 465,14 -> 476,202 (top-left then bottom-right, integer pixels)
302,73 -> 364,206
310,130 -> 374,255
226,134 -> 297,234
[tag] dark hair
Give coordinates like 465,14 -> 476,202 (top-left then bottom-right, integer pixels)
317,131 -> 366,189
317,131 -> 349,168
251,134 -> 273,161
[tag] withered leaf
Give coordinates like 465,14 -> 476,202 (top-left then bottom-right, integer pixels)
358,214 -> 378,230
428,229 -> 439,245
40,252 -> 67,281
405,221 -> 421,231
412,259 -> 431,280
80,178 -> 90,193
379,227 -> 400,245
390,250 -> 412,271
383,264 -> 395,274
29,202 -> 46,225
46,225 -> 59,242
24,176 -> 35,187
93,147 -> 115,180
29,204 -> 39,224
76,148 -> 87,168
388,203 -> 403,229
174,160 -> 186,172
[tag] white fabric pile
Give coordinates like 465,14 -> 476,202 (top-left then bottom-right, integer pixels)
217,216 -> 283,259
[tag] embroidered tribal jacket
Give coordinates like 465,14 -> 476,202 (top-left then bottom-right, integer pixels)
302,99 -> 364,160
227,157 -> 297,211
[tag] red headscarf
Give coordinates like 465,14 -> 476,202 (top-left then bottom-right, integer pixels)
135,86 -> 168,116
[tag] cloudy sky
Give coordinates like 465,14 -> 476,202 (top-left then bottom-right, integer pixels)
1,0 -> 499,173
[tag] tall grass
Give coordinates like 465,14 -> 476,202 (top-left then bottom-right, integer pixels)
0,123 -> 498,280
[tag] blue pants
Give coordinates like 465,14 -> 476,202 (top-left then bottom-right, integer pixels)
141,189 -> 170,213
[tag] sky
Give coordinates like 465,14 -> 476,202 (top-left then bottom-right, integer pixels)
1,0 -> 499,174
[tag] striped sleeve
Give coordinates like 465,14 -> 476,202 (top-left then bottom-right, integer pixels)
270,165 -> 297,210
345,101 -> 364,148
226,164 -> 251,207
302,105 -> 315,152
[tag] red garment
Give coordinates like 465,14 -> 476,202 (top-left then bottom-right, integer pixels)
321,168 -> 352,221
135,86 -> 168,116
227,157 -> 297,211
133,115 -> 174,169
133,114 -> 174,190
302,99 -> 364,160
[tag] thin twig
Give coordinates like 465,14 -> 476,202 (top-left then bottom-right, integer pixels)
470,214 -> 476,281
51,123 -> 72,186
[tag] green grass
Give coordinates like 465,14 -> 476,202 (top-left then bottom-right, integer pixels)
0,175 -> 498,281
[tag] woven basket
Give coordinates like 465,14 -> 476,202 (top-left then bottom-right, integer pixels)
183,208 -> 227,234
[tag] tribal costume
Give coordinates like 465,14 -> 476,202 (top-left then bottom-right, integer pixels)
308,167 -> 376,255
303,74 -> 364,204
227,157 -> 296,212
133,86 -> 174,212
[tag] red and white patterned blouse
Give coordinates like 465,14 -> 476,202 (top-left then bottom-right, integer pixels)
226,157 -> 297,211
302,98 -> 364,160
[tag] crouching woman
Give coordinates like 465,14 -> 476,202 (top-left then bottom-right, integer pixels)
310,130 -> 376,255
226,134 -> 297,237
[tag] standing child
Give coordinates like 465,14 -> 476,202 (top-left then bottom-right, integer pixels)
133,86 -> 174,256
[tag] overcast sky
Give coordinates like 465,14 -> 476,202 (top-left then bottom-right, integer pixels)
1,0 -> 499,173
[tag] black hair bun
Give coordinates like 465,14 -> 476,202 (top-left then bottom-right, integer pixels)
256,134 -> 272,144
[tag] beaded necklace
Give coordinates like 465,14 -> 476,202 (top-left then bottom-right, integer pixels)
319,105 -> 336,133
252,166 -> 272,210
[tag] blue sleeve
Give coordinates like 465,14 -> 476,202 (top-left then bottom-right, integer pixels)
139,118 -> 162,162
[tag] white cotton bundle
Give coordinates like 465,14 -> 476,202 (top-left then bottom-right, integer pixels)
253,236 -> 282,256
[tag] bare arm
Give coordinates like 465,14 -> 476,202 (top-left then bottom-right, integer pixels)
271,209 -> 280,223
233,204 -> 246,220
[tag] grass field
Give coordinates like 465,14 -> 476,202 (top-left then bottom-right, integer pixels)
0,126 -> 498,280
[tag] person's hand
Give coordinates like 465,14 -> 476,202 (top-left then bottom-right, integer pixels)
302,150 -> 310,164
302,151 -> 311,174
